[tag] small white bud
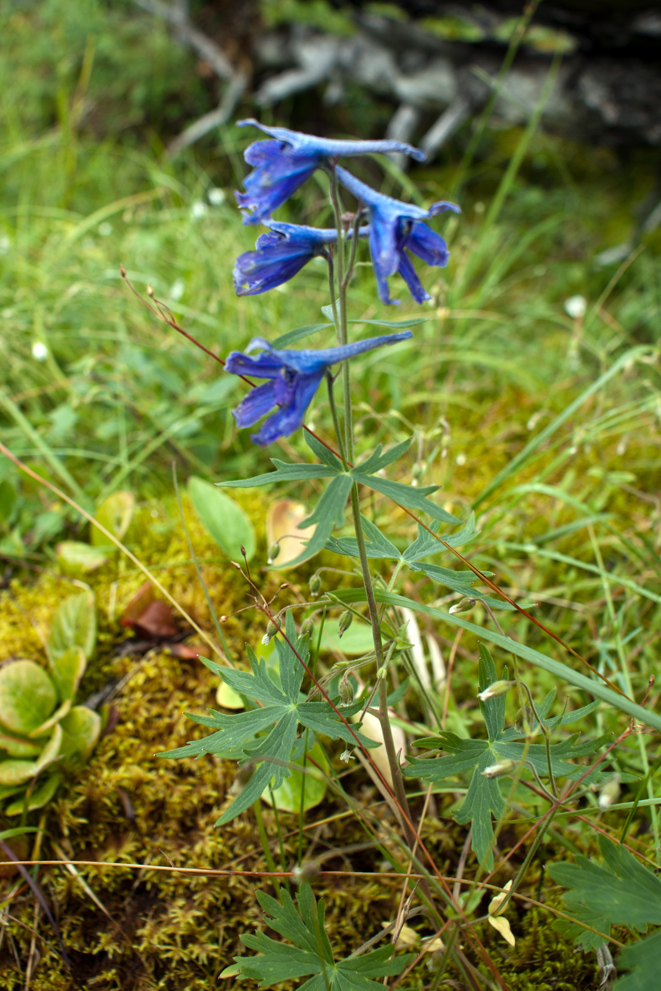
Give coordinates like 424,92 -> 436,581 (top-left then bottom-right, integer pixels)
598,775 -> 621,810
477,680 -> 515,702
449,598 -> 476,615
482,759 -> 516,779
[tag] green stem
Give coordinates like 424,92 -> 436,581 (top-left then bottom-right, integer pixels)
325,372 -> 348,470
327,164 -> 435,909
349,482 -> 417,849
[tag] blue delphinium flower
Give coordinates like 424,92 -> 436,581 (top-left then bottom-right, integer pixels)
233,221 -> 369,297
335,165 -> 460,305
226,332 -> 412,446
236,118 -> 426,226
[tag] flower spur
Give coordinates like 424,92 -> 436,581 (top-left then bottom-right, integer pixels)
225,332 -> 412,446
235,118 -> 426,226
335,165 -> 459,305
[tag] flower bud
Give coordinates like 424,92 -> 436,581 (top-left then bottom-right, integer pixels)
598,775 -> 621,810
261,619 -> 278,646
292,860 -> 320,885
338,610 -> 353,638
309,574 -> 322,597
300,618 -> 315,639
338,674 -> 354,706
481,759 -> 516,779
477,680 -> 515,702
449,598 -> 476,615
267,543 -> 281,564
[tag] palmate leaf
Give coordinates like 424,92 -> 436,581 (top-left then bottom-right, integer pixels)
548,835 -> 661,991
228,884 -> 415,990
159,614 -> 374,824
222,432 -> 458,565
327,513 -> 497,603
404,646 -> 602,869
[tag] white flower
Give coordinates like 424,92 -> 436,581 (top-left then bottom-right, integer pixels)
190,200 -> 208,220
564,295 -> 587,319
169,278 -> 185,301
208,187 -> 225,205
31,342 -> 48,361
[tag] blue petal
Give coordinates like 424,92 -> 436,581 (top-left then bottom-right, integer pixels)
232,381 -> 278,428
251,371 -> 325,447
225,349 -> 283,379
406,222 -> 449,267
369,211 -> 402,281
397,252 -> 432,303
243,139 -> 283,167
233,245 -> 314,296
236,153 -> 319,225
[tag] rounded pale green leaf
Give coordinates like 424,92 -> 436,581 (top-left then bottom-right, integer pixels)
0,731 -> 42,758
262,742 -> 328,814
33,724 -> 63,773
50,646 -> 86,703
29,702 -> 70,740
188,477 -> 256,562
56,541 -> 108,575
5,772 -> 62,816
91,491 -> 135,547
0,660 -> 57,735
0,759 -> 39,786
60,706 -> 101,763
49,592 -> 96,662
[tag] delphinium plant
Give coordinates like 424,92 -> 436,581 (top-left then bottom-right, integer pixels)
160,120 -> 661,990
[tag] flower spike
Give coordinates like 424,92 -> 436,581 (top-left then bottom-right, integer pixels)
233,221 -> 369,297
235,118 -> 426,226
336,165 -> 459,305
226,332 -> 412,446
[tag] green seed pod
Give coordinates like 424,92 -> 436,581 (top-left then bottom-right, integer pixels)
338,610 -> 353,638
309,574 -> 322,597
300,618 -> 315,639
338,674 -> 354,705
267,543 -> 281,564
